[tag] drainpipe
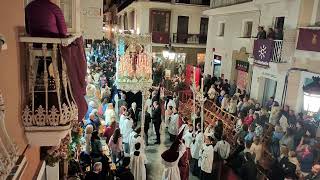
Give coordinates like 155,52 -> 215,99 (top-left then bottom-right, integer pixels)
281,67 -> 320,107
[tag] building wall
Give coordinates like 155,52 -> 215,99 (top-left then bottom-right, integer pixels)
204,10 -> 260,80
119,2 -> 209,35
0,0 -> 41,179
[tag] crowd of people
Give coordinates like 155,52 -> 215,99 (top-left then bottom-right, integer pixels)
255,26 -> 284,40
195,74 -> 320,180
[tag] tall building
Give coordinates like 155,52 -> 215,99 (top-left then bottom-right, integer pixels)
0,0 -> 84,179
116,0 -> 210,67
204,0 -> 320,112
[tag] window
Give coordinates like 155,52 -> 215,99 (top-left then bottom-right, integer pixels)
242,21 -> 253,38
150,10 -> 171,33
217,22 -> 225,36
124,13 -> 128,30
60,0 -> 73,28
130,11 -> 135,30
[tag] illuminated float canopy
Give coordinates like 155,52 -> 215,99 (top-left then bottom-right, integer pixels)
115,33 -> 153,93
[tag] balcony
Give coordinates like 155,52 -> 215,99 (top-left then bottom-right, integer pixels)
172,33 -> 207,44
252,39 -> 285,66
152,32 -> 170,44
175,0 -> 210,6
19,35 -> 80,146
210,0 -> 252,8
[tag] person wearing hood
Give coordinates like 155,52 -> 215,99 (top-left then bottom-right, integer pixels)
130,143 -> 147,180
178,127 -> 190,180
161,129 -> 186,180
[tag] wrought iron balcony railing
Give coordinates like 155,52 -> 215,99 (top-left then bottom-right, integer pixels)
19,35 -> 80,146
172,33 -> 207,44
210,0 -> 252,8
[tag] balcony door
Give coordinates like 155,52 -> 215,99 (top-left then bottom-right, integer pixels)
150,10 -> 171,44
274,16 -> 285,30
200,17 -> 208,44
177,16 -> 189,43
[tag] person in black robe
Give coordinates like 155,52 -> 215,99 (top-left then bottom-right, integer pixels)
238,152 -> 257,180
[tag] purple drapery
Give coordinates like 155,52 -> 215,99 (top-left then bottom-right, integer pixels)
61,37 -> 87,121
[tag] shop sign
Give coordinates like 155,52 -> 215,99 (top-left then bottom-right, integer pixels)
253,39 -> 275,67
297,28 -> 320,52
262,71 -> 277,80
235,60 -> 249,72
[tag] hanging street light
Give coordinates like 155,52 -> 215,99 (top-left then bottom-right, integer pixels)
303,76 -> 320,113
162,43 -> 176,60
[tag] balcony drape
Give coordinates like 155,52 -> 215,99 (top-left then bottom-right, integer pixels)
61,37 -> 88,121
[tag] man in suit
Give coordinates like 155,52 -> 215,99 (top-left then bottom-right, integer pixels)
129,102 -> 139,125
152,101 -> 161,144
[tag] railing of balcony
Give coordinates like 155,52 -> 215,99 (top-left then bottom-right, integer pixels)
272,40 -> 283,63
172,33 -> 207,44
175,0 -> 210,6
210,0 -> 252,8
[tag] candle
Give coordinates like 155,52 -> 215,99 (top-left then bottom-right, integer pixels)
193,67 -> 196,86
201,78 -> 204,93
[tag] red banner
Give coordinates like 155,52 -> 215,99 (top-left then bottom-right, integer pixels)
297,28 -> 320,52
185,65 -> 201,87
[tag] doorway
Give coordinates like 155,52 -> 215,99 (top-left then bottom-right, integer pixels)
177,16 -> 189,43
274,16 -> 285,30
200,17 -> 208,43
262,78 -> 277,105
212,54 -> 221,77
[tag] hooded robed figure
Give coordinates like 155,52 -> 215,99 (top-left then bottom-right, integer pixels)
161,127 -> 186,180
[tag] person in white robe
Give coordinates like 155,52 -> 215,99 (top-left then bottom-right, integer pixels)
161,129 -> 186,180
204,124 -> 214,138
199,136 -> 215,179
182,124 -> 194,149
207,85 -> 217,100
119,106 -> 127,135
129,128 -> 145,154
190,123 -> 204,176
130,142 -> 147,180
213,135 -> 231,160
168,108 -> 179,141
122,116 -> 134,155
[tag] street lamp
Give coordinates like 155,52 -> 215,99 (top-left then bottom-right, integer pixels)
303,76 -> 320,113
162,44 -> 176,60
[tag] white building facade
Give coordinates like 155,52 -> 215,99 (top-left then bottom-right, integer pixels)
204,0 -> 320,113
116,0 -> 210,66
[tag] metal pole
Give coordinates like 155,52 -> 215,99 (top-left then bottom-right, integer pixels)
141,90 -> 146,139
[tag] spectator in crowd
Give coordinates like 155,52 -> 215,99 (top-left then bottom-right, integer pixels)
267,28 -> 275,39
91,131 -> 103,158
256,26 -> 267,39
116,157 -> 134,180
85,162 -> 103,180
274,28 -> 284,40
108,128 -> 123,163
250,136 -> 263,162
239,152 -> 257,180
305,164 -> 320,180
